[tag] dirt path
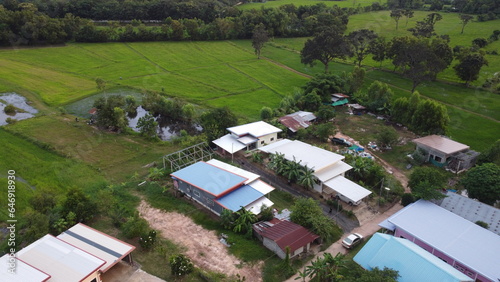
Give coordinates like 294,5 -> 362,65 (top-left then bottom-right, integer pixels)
137,200 -> 263,281
262,56 -> 313,79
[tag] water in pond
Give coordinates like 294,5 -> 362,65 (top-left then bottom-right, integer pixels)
65,88 -> 142,119
128,106 -> 202,141
0,93 -> 38,126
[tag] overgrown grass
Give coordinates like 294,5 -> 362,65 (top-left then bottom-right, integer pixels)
5,115 -> 175,181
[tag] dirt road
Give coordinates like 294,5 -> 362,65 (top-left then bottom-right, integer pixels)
138,200 -> 263,281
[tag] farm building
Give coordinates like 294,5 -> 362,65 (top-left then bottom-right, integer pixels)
412,135 -> 479,171
354,233 -> 473,282
278,111 -> 316,133
171,159 -> 274,215
379,200 -> 500,282
57,223 -> 135,273
432,191 -> 500,235
259,139 -> 371,205
253,218 -> 319,259
15,234 -> 106,282
212,121 -> 282,155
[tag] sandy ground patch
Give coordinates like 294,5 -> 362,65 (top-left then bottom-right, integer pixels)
138,200 -> 263,281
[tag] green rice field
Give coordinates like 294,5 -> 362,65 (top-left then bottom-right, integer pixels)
238,0 -> 386,10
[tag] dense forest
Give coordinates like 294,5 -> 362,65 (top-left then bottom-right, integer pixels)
1,0 -> 499,46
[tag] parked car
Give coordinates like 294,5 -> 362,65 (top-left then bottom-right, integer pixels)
330,137 -> 351,146
336,193 -> 361,206
342,233 -> 363,249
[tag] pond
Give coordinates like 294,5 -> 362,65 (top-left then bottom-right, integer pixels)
65,88 -> 142,119
128,106 -> 202,141
0,93 -> 38,126
65,89 -> 202,141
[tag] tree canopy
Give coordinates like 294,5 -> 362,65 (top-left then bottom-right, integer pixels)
300,27 -> 351,73
252,23 -> 269,59
348,29 -> 378,67
199,107 -> 237,142
461,163 -> 500,205
408,167 -> 446,200
453,51 -> 488,86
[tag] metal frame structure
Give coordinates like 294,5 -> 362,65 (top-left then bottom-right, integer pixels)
163,142 -> 214,172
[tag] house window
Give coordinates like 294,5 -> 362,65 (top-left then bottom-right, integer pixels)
261,141 -> 265,145
193,190 -> 201,197
434,156 -> 442,162
399,235 -> 406,239
270,137 -> 274,141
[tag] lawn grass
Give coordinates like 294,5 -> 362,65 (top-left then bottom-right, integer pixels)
5,115 -> 175,181
238,0 -> 387,10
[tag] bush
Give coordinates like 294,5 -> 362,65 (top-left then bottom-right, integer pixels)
4,104 -> 16,114
5,117 -> 16,124
122,212 -> 149,239
475,221 -> 489,229
139,230 -> 157,250
169,254 -> 194,276
401,193 -> 415,206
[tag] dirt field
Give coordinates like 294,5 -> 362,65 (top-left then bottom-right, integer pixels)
138,200 -> 263,281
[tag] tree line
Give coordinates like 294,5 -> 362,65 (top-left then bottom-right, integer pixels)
0,2 -> 360,45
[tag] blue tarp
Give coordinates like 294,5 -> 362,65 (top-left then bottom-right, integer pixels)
216,185 -> 264,212
331,99 -> 349,106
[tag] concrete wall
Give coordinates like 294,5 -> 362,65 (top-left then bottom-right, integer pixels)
256,133 -> 278,148
263,238 -> 286,259
174,179 -> 223,215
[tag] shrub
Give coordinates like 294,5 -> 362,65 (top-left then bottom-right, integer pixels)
4,104 -> 16,114
401,193 -> 415,206
169,254 -> 194,276
139,230 -> 157,250
5,117 -> 16,124
122,212 -> 149,239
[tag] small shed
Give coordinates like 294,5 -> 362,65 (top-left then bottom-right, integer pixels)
253,219 -> 319,259
278,111 -> 316,133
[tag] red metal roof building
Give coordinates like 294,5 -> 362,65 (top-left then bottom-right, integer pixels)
253,218 -> 319,259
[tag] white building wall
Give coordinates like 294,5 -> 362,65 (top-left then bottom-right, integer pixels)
263,238 -> 286,259
257,133 -> 278,148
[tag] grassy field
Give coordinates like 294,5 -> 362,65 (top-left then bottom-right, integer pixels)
238,0 -> 387,10
0,41 -> 306,120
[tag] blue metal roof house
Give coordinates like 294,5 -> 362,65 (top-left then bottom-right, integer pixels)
171,160 -> 274,215
354,233 -> 473,282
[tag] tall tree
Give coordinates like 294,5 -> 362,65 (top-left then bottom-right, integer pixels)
252,23 -> 269,59
368,36 -> 388,67
300,27 -> 351,73
199,107 -> 237,142
408,167 -> 446,200
355,80 -> 393,113
459,14 -> 474,34
137,113 -> 158,139
402,9 -> 414,27
408,13 -> 442,38
388,36 -> 452,92
390,10 -> 403,30
461,163 -> 500,205
454,51 -> 488,86
348,29 -> 378,67
411,99 -> 449,135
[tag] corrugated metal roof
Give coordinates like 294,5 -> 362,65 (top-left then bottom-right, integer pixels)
433,191 -> 500,235
413,135 -> 469,155
212,134 -> 246,154
248,179 -> 275,195
16,235 -> 105,282
253,220 -> 319,254
0,255 -> 51,282
207,159 -> 260,184
323,176 -> 372,202
215,185 -> 264,212
384,200 -> 500,281
354,233 -> 473,282
259,139 -> 344,172
278,112 -> 316,132
57,223 -> 136,273
227,121 -> 282,137
171,162 -> 247,197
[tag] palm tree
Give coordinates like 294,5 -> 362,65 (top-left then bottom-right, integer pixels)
268,153 -> 286,175
233,207 -> 257,234
298,165 -> 316,190
283,157 -> 302,182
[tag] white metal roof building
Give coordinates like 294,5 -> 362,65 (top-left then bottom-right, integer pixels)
227,121 -> 282,137
379,200 -> 500,282
259,139 -> 371,203
57,223 -> 136,273
413,135 -> 469,155
16,234 -> 105,282
0,254 -> 51,282
432,191 -> 500,235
